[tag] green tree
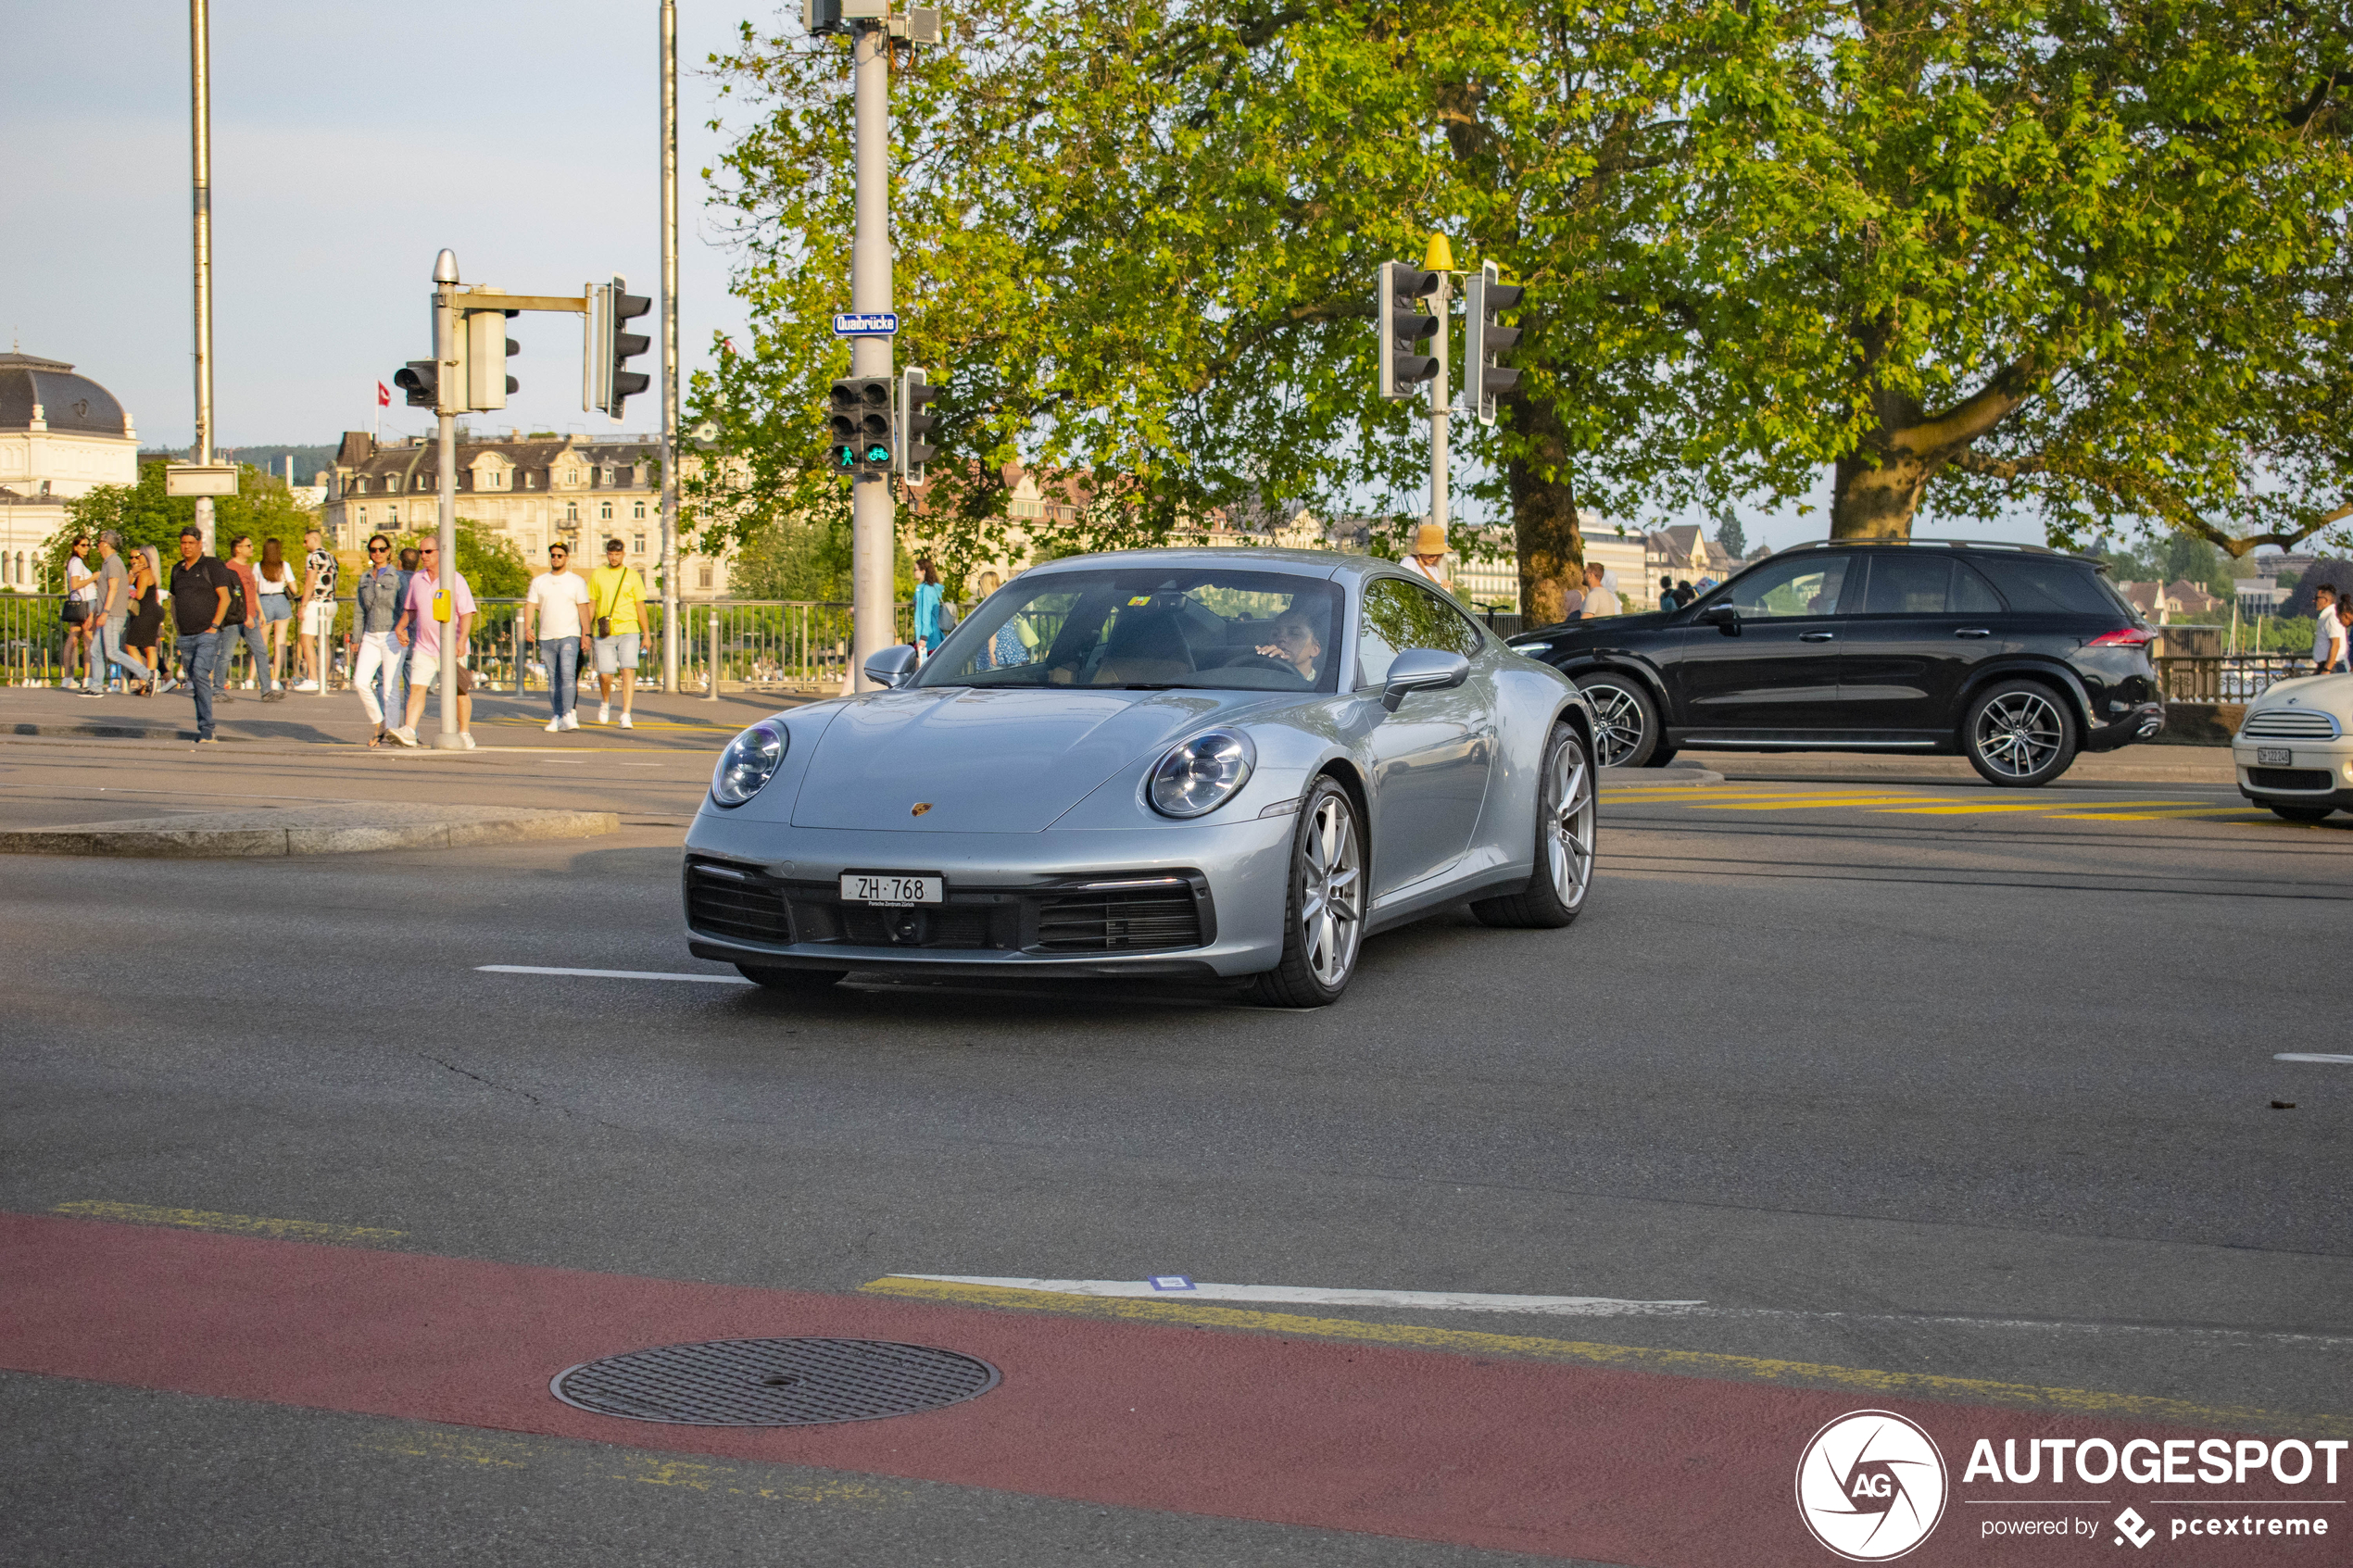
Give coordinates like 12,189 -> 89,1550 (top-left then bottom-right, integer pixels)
1713,510 -> 1746,561
1669,0 -> 2353,556
44,462 -> 321,586
390,518 -> 530,598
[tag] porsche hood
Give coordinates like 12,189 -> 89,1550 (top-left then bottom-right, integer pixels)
788,686 -> 1272,832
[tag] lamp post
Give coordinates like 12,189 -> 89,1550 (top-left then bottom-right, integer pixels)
189,0 -> 217,551
659,0 -> 682,695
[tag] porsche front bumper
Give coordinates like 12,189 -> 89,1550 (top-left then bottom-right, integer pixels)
680,809 -> 1300,979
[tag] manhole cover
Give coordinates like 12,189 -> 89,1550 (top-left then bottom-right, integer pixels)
549,1336 -> 1000,1426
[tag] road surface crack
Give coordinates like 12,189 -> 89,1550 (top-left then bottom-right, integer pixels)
420,1052 -> 623,1130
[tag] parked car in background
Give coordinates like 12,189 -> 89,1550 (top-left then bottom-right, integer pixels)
1509,540 -> 2164,787
2233,673 -> 2353,822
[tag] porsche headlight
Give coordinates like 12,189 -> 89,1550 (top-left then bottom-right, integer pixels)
1148,728 -> 1256,819
711,720 -> 787,807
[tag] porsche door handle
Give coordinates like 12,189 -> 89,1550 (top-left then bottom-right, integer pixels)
1797,632 -> 1836,643
1955,628 -> 1992,639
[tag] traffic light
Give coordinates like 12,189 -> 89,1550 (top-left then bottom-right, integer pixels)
394,360 -> 439,409
827,376 -> 894,476
465,307 -> 520,410
591,278 -> 653,418
898,367 -> 937,483
1378,261 -> 1441,400
1466,260 -> 1524,426
801,0 -> 844,32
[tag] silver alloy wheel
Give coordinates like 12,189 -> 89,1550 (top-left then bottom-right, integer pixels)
1973,690 -> 2065,777
1300,792 -> 1364,989
1584,683 -> 1645,767
1544,737 -> 1597,909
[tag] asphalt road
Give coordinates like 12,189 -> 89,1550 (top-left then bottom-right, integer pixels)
2,731 -> 2347,1567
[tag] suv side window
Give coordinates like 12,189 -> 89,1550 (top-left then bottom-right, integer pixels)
1970,555 -> 2119,616
1855,555 -> 2007,614
1724,554 -> 1853,619
1359,578 -> 1479,687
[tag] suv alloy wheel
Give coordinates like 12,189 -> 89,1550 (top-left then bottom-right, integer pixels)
1963,679 -> 2079,786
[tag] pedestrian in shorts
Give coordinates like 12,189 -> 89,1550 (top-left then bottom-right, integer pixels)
61,536 -> 98,690
391,538 -> 476,748
293,526 -> 339,691
587,536 -> 648,729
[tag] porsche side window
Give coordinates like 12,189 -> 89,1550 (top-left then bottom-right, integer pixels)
1726,555 -> 1851,619
1359,578 -> 1476,688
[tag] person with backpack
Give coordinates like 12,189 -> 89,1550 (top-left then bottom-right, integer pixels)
168,526 -> 236,744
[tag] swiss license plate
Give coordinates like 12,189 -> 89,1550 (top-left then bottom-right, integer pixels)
2259,747 -> 2294,767
839,872 -> 943,907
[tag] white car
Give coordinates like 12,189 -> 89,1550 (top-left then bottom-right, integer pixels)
2233,672 -> 2353,822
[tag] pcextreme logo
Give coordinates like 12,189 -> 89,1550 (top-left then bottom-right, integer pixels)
1796,1410 -> 1951,1562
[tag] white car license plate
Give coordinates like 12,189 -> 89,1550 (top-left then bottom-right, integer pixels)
839,872 -> 943,907
2259,747 -> 2294,767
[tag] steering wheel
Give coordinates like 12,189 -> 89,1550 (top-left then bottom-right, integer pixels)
1216,650 -> 1306,677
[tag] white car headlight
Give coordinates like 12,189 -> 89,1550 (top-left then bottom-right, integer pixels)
1149,728 -> 1256,819
711,720 -> 787,807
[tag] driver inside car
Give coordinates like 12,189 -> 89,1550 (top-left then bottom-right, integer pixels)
1253,609 -> 1324,684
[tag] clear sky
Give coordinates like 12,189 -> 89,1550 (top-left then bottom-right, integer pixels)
9,3 -> 2045,555
7,1 -> 760,461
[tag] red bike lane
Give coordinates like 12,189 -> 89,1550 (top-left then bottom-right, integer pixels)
0,1210 -> 2337,1565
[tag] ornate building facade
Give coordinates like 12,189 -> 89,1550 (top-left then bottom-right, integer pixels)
321,431 -> 732,595
0,352 -> 140,589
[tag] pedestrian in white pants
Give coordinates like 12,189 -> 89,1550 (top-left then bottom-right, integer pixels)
351,535 -> 409,746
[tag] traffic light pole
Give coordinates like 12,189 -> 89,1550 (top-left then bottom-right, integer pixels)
188,0 -> 217,552
1428,272 -> 1452,542
658,0 -> 681,695
849,22 -> 896,690
432,251 -> 463,750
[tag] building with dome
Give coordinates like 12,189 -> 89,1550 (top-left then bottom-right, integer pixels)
0,352 -> 139,590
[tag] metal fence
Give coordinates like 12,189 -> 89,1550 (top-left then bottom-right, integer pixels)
2,592 -> 914,694
2157,655 -> 2309,706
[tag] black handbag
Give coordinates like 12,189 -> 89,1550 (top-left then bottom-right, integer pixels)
63,598 -> 89,624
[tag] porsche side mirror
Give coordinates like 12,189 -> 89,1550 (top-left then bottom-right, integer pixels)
862,644 -> 921,689
1702,603 -> 1741,636
1381,648 -> 1471,712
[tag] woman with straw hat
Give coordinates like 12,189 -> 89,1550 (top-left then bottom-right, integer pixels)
1402,521 -> 1452,592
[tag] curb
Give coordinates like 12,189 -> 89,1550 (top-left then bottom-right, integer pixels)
1599,766 -> 1727,789
0,808 -> 620,859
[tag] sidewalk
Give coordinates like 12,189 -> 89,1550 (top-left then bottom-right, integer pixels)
1690,746 -> 2234,786
0,683 -> 801,751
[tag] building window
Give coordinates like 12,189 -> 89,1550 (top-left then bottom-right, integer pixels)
357,507 -> 366,525
632,533 -> 647,555
633,501 -> 646,520
387,505 -> 399,524
698,562 -> 713,590
600,502 -> 612,520
602,467 -> 615,485
566,502 -> 578,521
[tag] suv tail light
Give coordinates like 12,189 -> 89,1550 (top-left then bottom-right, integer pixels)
2086,627 -> 2158,647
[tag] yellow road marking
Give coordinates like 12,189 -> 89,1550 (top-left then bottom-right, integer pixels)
52,1199 -> 406,1246
361,1428 -> 906,1505
1869,801 -> 2144,815
2049,808 -> 2267,822
1688,797 -> 1938,810
861,1277 -> 2347,1438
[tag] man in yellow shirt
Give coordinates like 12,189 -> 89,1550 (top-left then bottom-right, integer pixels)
588,537 -> 650,729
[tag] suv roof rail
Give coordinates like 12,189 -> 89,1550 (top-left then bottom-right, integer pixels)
1769,537 -> 2058,555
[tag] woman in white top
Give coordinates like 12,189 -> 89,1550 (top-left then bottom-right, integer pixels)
61,535 -> 99,690
1402,521 -> 1452,591
255,537 -> 298,688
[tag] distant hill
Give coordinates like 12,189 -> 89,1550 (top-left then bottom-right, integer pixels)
138,444 -> 339,486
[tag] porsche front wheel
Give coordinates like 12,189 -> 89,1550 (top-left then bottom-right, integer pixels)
1251,776 -> 1365,1008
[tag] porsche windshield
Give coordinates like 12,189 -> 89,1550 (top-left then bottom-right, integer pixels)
915,568 -> 1345,692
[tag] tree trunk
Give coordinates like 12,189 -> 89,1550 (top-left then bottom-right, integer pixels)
1830,449 -> 1932,539
1507,391 -> 1582,625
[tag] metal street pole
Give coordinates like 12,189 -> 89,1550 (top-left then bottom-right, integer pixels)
189,0 -> 217,551
433,250 -> 463,749
659,0 -> 681,694
849,21 -> 896,688
1428,272 -> 1452,542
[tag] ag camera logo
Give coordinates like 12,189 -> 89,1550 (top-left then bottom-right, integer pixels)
1796,1411 -> 1949,1561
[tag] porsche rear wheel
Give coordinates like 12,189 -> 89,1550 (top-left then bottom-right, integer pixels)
1251,776 -> 1365,1008
1473,722 -> 1595,929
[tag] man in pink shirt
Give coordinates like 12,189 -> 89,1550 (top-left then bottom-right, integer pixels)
389,539 -> 477,748
221,535 -> 284,700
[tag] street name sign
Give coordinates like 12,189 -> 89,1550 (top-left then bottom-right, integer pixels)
833,312 -> 900,337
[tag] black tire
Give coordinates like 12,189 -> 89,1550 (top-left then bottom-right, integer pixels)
2267,802 -> 2337,823
1641,746 -> 1680,768
1250,775 -> 1365,1008
736,964 -> 848,992
1962,679 -> 2079,787
1473,723 -> 1597,929
1578,675 -> 1662,768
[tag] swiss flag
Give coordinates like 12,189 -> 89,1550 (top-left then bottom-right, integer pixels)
376,382 -> 391,408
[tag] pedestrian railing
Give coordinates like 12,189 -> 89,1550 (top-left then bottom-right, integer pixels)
2158,655 -> 2309,706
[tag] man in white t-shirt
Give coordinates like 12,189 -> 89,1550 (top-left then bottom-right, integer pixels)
1578,559 -> 1617,619
522,543 -> 593,733
2313,584 -> 2346,674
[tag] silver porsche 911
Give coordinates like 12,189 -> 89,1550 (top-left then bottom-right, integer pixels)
682,547 -> 1600,1006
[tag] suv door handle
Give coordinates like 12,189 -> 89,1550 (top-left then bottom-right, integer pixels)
1798,631 -> 1836,642
1955,628 -> 1992,638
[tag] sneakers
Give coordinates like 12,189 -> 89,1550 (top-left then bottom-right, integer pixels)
560,711 -> 579,731
261,688 -> 286,703
619,711 -> 634,730
459,733 -> 477,750
390,726 -> 419,747
195,735 -> 220,746
597,703 -> 611,725
293,678 -> 321,692
544,717 -> 564,733
59,677 -> 80,691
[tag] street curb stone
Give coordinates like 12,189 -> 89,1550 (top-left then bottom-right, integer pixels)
0,806 -> 621,859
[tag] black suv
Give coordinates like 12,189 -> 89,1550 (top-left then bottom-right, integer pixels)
1508,541 -> 2164,786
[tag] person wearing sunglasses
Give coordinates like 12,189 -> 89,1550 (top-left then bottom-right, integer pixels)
523,542 -> 591,732
389,540 -> 476,748
353,534 -> 408,745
